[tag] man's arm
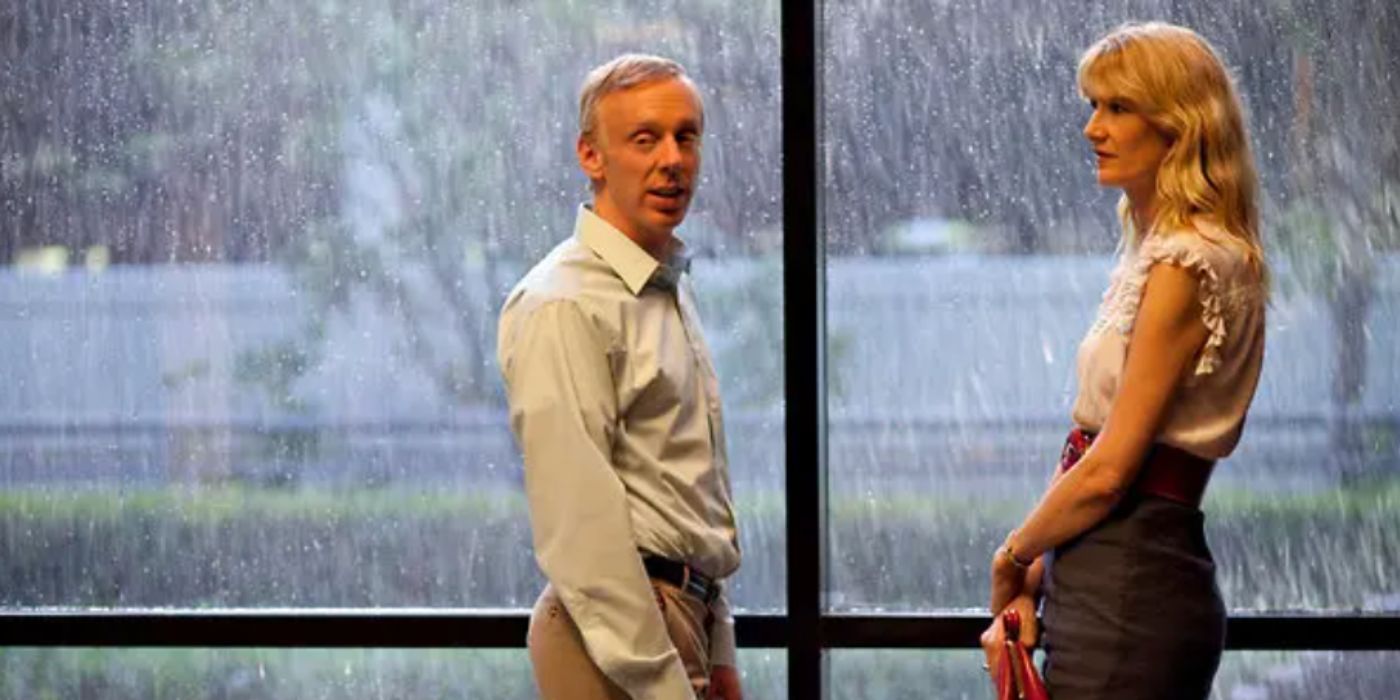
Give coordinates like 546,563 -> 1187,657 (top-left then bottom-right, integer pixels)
707,590 -> 742,699
708,590 -> 736,668
501,299 -> 692,699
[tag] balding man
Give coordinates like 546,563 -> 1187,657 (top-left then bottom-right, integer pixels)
497,53 -> 743,700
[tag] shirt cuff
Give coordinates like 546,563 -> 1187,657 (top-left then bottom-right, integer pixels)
631,657 -> 697,700
709,590 -> 738,668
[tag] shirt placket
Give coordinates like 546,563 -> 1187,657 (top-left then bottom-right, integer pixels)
675,285 -> 729,481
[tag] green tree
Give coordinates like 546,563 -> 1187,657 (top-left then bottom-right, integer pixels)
1270,0 -> 1400,478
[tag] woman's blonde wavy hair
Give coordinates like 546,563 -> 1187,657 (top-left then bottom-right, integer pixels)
1079,22 -> 1269,292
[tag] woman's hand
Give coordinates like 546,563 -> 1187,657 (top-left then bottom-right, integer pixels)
980,595 -> 1040,678
989,546 -> 1026,615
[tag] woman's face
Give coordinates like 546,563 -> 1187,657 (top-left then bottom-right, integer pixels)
1081,88 -> 1173,198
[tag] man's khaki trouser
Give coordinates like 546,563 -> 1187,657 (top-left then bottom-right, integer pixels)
527,581 -> 713,699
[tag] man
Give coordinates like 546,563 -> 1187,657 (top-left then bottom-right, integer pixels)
497,54 -> 743,700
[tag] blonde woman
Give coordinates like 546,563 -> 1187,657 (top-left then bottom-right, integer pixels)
981,22 -> 1269,699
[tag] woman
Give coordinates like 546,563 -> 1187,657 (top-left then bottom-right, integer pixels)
981,22 -> 1269,699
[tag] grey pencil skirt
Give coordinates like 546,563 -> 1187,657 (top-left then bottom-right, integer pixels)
1041,495 -> 1226,700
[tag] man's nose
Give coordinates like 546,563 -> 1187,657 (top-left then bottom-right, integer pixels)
656,136 -> 684,168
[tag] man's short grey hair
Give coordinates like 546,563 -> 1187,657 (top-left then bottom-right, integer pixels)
578,53 -> 698,138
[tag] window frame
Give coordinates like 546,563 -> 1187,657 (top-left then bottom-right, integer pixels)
3,2 -> 1399,699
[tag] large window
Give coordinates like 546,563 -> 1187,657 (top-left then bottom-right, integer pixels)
824,0 -> 1398,617
2,0 -> 781,607
2,0 -> 783,694
828,652 -> 1400,699
0,649 -> 787,699
4,1 -> 1396,698
815,0 -> 1397,696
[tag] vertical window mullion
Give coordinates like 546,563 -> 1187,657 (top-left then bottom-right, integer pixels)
782,0 -> 826,697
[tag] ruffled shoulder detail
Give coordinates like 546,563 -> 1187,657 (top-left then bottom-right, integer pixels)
1111,233 -> 1228,376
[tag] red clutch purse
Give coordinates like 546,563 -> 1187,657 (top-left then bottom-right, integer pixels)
994,609 -> 1049,700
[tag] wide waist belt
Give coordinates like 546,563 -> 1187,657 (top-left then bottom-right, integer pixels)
1060,427 -> 1214,508
641,553 -> 720,605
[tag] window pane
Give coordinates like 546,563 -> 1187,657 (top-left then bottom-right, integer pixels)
0,648 -> 786,699
823,1 -> 1398,612
1,1 -> 782,612
830,650 -> 1400,700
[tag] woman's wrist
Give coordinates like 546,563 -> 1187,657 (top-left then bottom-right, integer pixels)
1001,532 -> 1035,570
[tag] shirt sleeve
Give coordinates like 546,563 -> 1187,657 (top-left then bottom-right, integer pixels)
1125,234 -> 1228,376
708,588 -> 737,668
499,299 -> 693,699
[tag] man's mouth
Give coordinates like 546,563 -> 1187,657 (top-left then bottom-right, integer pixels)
647,186 -> 689,209
649,185 -> 688,198
1094,150 -> 1114,159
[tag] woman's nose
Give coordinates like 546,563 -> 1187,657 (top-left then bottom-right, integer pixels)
1083,112 -> 1106,142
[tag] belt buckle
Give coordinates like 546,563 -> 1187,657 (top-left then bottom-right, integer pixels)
1061,428 -> 1095,470
684,568 -> 717,605
1059,440 -> 1077,467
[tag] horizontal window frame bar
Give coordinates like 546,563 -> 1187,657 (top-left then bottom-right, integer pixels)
2,413 -> 1388,435
822,613 -> 1400,651
3,611 -> 1397,651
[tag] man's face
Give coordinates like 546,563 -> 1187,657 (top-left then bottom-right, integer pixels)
578,77 -> 703,251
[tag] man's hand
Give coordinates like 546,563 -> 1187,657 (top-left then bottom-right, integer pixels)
707,664 -> 743,700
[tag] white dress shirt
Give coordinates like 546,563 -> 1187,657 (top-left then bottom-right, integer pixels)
498,205 -> 741,699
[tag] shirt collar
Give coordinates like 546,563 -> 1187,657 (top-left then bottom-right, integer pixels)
575,204 -> 691,295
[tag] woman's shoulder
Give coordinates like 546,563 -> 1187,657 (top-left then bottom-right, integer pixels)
1128,219 -> 1264,376
1139,218 -> 1259,286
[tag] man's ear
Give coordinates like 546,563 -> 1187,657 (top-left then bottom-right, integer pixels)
577,134 -> 605,182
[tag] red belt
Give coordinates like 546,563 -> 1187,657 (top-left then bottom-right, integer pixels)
1060,428 -> 1214,508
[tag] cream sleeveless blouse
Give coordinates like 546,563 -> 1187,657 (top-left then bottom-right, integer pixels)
1071,220 -> 1267,460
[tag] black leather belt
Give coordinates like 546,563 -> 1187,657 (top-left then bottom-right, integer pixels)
641,553 -> 720,605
